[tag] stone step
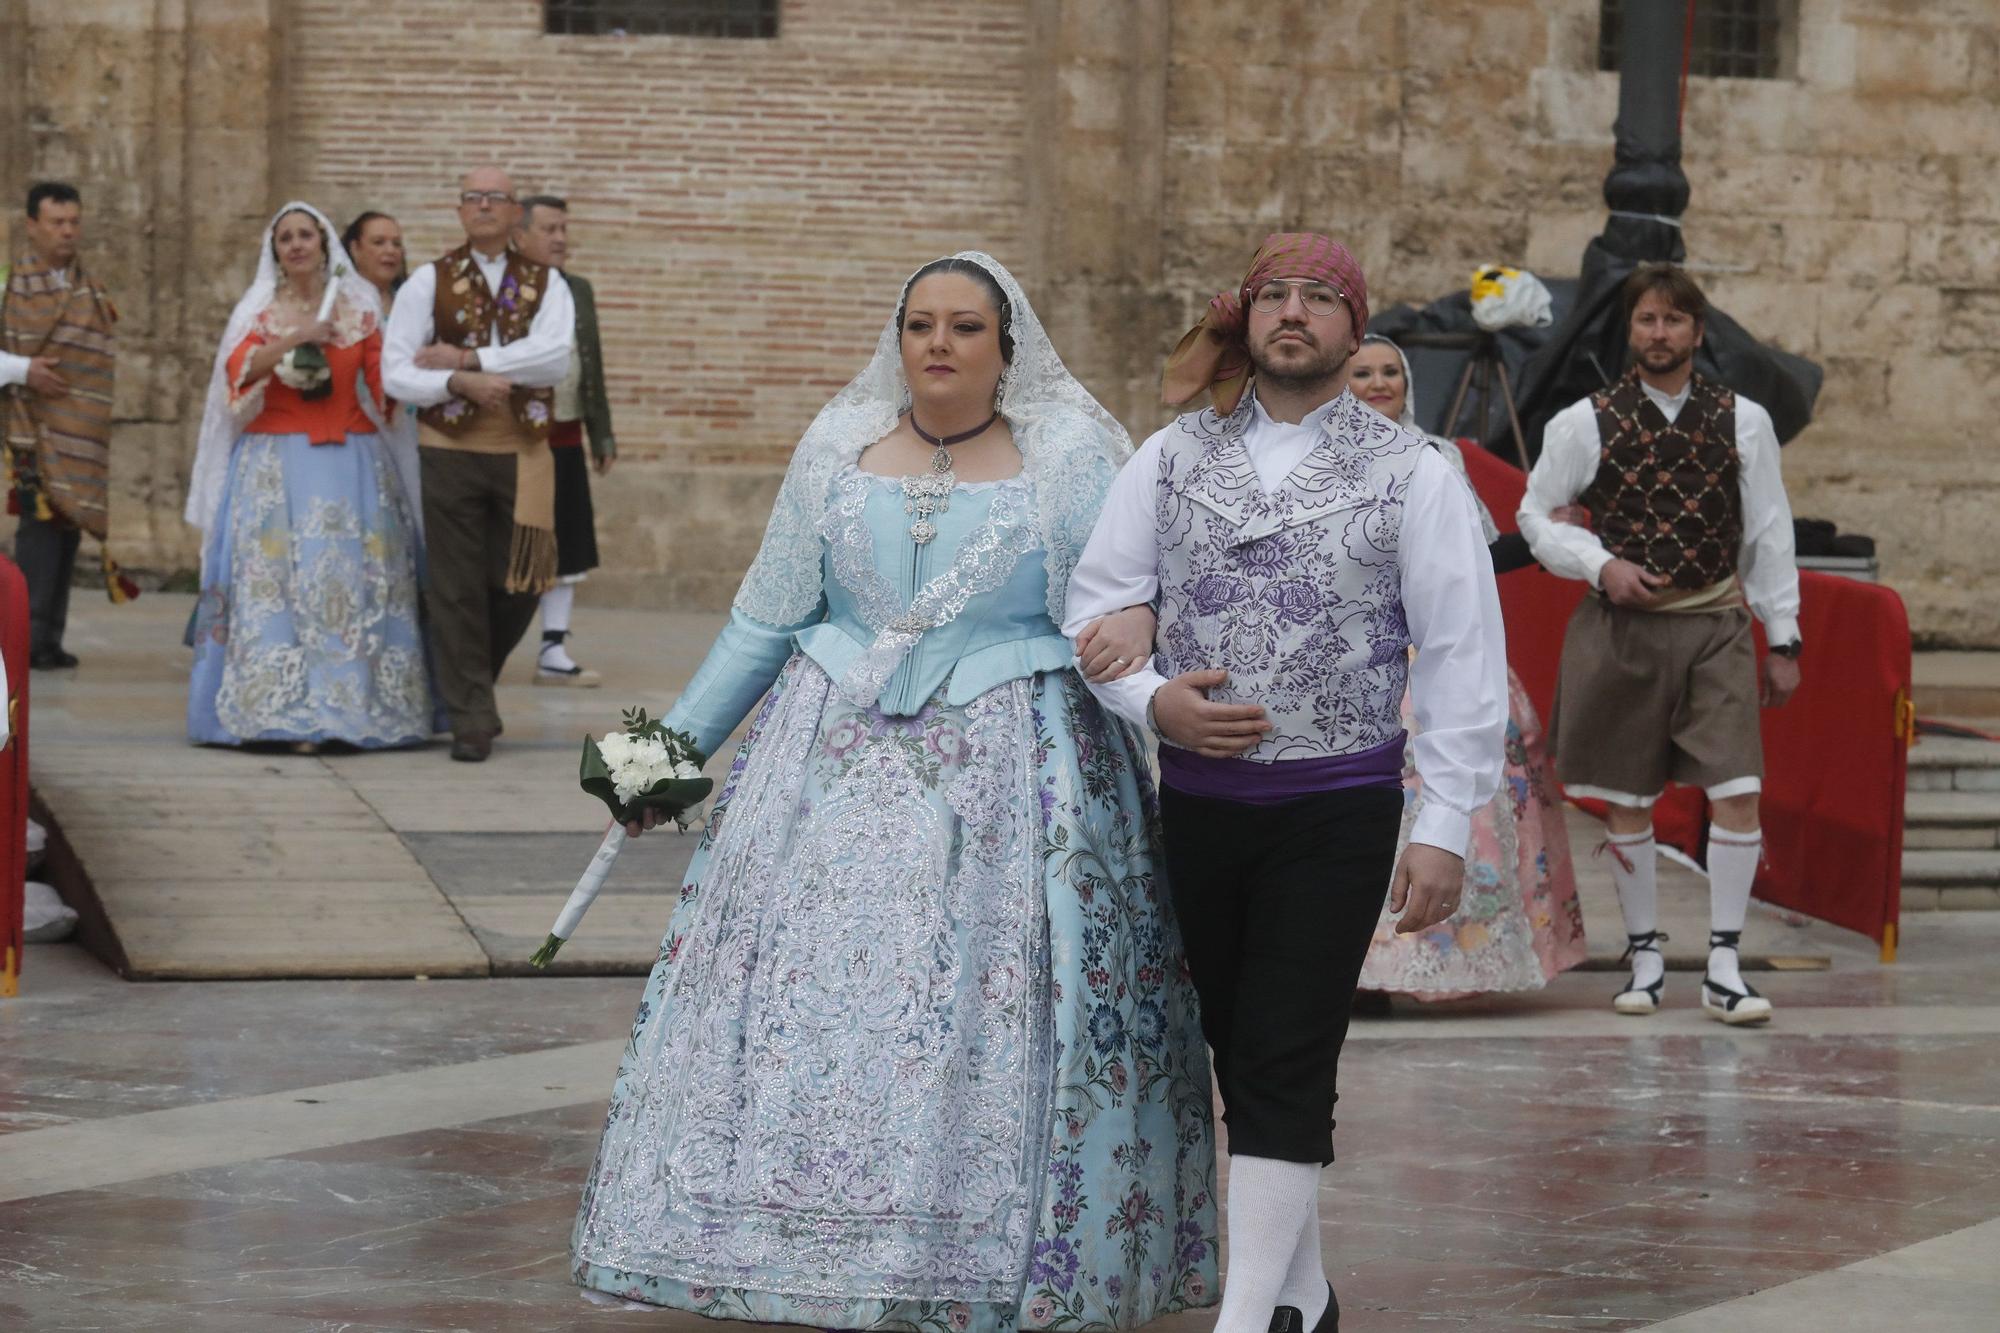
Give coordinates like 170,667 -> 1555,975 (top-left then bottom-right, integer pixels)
1907,823 -> 2000,850
1901,792 -> 2000,901
1902,885 -> 2000,912
1908,736 -> 2000,769
1902,847 -> 2000,885
1906,791 -> 2000,825
1907,735 -> 2000,792
1914,686 -> 2000,720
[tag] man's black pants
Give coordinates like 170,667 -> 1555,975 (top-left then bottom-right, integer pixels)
15,507 -> 81,656
1159,782 -> 1403,1165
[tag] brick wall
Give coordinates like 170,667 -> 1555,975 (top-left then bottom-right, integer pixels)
281,0 -> 1031,608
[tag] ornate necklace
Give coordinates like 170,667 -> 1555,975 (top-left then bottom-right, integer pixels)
901,411 -> 998,545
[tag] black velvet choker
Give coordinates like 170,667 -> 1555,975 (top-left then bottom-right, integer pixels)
910,411 -> 999,448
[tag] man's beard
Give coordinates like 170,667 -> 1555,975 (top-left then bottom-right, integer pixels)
1637,344 -> 1693,375
1249,333 -> 1351,393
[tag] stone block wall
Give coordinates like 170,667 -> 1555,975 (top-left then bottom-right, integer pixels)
2,0 -> 287,583
5,0 -> 1997,642
1118,0 -> 2000,644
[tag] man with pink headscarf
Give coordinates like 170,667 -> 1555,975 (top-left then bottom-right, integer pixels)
1064,233 -> 1508,1332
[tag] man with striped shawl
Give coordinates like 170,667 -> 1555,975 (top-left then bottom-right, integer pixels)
0,182 -> 133,670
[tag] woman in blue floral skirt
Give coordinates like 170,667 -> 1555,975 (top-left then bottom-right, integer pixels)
570,254 -> 1218,1326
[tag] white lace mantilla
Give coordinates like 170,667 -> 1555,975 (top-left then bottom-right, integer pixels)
733,252 -> 1129,633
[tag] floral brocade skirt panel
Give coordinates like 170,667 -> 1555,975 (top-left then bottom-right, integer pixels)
188,430 -> 435,748
573,657 -> 1218,1329
1357,669 -> 1588,1000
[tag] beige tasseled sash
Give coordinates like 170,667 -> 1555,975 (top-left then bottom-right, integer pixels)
419,411 -> 556,594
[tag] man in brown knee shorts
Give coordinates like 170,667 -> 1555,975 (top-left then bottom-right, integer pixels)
1518,263 -> 1802,1025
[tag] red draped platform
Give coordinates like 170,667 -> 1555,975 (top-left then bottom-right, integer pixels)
1,555 -> 28,996
1458,445 -> 1912,959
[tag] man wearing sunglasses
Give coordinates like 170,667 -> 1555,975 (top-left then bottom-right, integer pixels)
1063,233 -> 1507,1331
384,167 -> 576,762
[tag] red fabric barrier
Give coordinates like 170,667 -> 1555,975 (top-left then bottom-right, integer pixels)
1,555 -> 28,996
1457,444 -> 1910,952
1753,575 -> 1911,953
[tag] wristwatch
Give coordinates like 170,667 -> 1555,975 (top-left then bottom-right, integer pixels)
1769,640 -> 1802,659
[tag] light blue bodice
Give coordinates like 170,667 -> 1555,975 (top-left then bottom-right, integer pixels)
666,467 -> 1071,760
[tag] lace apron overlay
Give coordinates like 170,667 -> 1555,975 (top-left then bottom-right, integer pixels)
189,430 -> 432,746
575,655 -> 1052,1300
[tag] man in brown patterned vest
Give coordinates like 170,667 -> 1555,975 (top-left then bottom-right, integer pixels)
1519,263 -> 1802,1026
384,168 -> 575,761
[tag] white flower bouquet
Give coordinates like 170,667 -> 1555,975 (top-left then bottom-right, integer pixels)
529,707 -> 712,968
274,262 -> 349,400
273,345 -> 332,397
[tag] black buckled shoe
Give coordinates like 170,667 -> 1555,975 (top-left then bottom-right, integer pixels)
1268,1282 -> 1339,1333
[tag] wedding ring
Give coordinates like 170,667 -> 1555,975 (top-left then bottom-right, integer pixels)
1113,656 -> 1129,665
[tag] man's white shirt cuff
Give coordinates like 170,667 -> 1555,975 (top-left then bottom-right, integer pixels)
1409,801 -> 1471,860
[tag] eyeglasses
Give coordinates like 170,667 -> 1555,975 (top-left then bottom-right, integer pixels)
1249,279 -> 1347,317
460,191 -> 516,207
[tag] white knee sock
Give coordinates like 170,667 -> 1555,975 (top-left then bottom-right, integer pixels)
1217,1155 -> 1321,1333
539,582 -> 575,637
1705,826 -> 1762,991
1276,1187 -> 1330,1325
1606,829 -> 1663,991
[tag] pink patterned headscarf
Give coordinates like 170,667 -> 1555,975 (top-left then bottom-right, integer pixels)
1161,232 -> 1369,414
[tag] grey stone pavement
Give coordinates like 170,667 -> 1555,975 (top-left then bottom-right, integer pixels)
0,595 -> 1995,1329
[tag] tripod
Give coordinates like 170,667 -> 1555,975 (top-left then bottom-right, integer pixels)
1397,330 -> 1533,471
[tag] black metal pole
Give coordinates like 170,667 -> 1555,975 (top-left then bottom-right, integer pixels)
1598,0 -> 1691,269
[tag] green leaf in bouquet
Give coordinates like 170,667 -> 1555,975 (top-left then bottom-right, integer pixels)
291,342 -> 334,400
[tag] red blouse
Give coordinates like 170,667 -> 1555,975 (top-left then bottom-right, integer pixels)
227,315 -> 385,445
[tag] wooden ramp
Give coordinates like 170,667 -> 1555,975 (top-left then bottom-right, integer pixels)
26,594 -> 1830,981
29,594 -> 718,980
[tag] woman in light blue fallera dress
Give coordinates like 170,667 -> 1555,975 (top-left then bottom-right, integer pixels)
571,255 -> 1219,1327
183,202 -> 434,751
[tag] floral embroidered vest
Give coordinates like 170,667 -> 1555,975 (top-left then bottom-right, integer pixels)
1153,391 -> 1424,764
417,243 -> 555,439
1580,369 -> 1742,589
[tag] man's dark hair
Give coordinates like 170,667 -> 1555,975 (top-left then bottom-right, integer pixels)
1620,262 -> 1709,328
896,257 -> 1015,362
27,181 -> 81,219
518,194 -> 568,226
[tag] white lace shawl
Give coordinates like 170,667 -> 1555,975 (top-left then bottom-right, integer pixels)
733,251 -> 1133,629
185,201 -> 394,543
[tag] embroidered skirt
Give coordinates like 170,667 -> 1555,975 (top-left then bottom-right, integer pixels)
572,657 -> 1218,1328
1359,670 -> 1588,999
188,430 -> 436,748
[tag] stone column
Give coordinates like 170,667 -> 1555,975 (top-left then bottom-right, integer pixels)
1,0 -> 286,577
1021,0 -> 1175,430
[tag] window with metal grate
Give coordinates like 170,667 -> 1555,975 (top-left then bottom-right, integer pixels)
544,0 -> 780,39
1597,0 -> 1791,79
